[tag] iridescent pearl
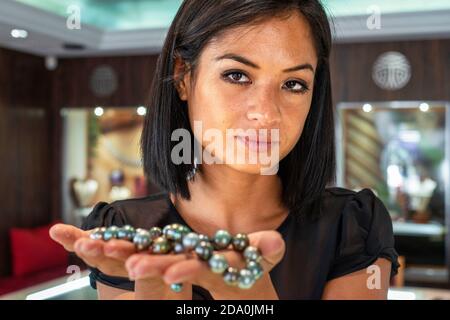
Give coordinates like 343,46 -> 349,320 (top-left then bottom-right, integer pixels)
152,236 -> 171,254
232,233 -> 249,251
163,224 -> 185,241
194,241 -> 213,260
133,230 -> 152,251
149,227 -> 162,240
223,267 -> 239,286
243,246 -> 262,262
198,234 -> 210,242
117,225 -> 135,241
172,242 -> 185,254
213,230 -> 232,250
103,226 -> 119,241
89,227 -> 106,240
208,253 -> 229,274
182,232 -> 199,250
247,260 -> 263,280
238,269 -> 255,289
170,283 -> 183,293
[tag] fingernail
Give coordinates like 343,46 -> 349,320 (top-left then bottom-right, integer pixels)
129,271 -> 136,280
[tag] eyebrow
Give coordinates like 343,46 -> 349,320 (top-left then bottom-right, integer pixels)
215,53 -> 315,74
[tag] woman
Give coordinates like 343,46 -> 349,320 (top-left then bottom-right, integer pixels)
50,0 -> 399,300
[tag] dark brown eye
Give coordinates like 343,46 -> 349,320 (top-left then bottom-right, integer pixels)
284,80 -> 309,94
222,71 -> 250,85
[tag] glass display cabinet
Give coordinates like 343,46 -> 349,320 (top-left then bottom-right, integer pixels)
336,101 -> 450,287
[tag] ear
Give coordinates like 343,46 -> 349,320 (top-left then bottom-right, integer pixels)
173,56 -> 190,101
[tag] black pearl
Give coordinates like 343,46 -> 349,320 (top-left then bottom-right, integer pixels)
238,268 -> 255,289
182,232 -> 199,250
232,233 -> 249,251
223,267 -> 239,286
243,246 -> 262,262
117,225 -> 135,241
247,260 -> 263,280
89,227 -> 106,240
194,241 -> 213,261
163,224 -> 184,241
149,227 -> 162,240
172,241 -> 185,254
208,253 -> 229,274
170,283 -> 183,293
198,234 -> 210,242
133,230 -> 152,251
213,230 -> 232,250
152,236 -> 171,254
103,226 -> 119,241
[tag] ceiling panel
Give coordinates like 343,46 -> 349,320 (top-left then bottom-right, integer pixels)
14,0 -> 450,31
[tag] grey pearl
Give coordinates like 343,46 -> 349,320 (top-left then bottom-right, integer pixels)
133,230 -> 152,251
198,234 -> 210,242
213,230 -> 231,250
163,224 -> 185,241
238,268 -> 255,289
232,233 -> 249,252
170,283 -> 183,293
208,253 -> 229,274
117,225 -> 135,241
89,227 -> 106,240
152,236 -> 171,254
247,260 -> 263,280
172,242 -> 185,254
194,241 -> 213,260
149,227 -> 162,240
243,246 -> 262,262
182,232 -> 199,250
103,226 -> 119,241
223,267 -> 239,286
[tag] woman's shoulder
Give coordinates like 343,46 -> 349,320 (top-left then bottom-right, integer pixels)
81,192 -> 173,231
319,187 -> 400,280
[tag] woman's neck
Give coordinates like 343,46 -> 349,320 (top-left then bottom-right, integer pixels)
170,163 -> 288,235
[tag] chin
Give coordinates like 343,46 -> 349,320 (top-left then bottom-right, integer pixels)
224,162 -> 280,176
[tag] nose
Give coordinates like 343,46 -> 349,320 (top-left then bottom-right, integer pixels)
246,85 -> 281,127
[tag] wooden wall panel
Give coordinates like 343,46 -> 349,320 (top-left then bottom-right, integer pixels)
330,39 -> 450,103
0,48 -> 52,276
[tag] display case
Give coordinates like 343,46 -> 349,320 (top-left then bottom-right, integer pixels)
336,101 -> 450,287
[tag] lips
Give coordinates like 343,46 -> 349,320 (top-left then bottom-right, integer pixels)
235,135 -> 279,152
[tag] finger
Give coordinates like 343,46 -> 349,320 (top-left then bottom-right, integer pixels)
126,253 -> 190,280
103,239 -> 137,261
49,224 -> 89,252
163,258 -> 211,285
248,230 -> 285,271
74,238 -> 128,277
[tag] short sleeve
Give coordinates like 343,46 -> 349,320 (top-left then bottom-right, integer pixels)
327,188 -> 400,281
81,201 -> 135,292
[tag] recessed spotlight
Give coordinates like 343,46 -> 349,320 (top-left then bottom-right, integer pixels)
94,107 -> 104,117
11,29 -> 28,39
137,106 -> 147,116
362,103 -> 373,113
419,102 -> 429,112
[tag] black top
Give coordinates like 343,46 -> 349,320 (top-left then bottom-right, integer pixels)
81,187 -> 400,299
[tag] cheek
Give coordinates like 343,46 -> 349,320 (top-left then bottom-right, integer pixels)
188,79 -> 241,131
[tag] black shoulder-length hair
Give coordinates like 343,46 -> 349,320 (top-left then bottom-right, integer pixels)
141,0 -> 336,220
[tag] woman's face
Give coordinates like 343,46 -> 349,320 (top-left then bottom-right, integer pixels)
177,11 -> 318,175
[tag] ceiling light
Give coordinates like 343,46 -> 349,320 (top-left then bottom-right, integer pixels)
11,29 -> 28,39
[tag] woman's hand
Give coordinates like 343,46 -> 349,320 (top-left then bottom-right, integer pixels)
49,223 -> 137,277
49,223 -> 192,299
125,230 -> 285,300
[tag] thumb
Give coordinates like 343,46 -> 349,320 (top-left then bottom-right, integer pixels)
248,230 -> 285,272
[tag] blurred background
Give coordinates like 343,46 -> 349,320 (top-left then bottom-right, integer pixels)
0,0 -> 449,300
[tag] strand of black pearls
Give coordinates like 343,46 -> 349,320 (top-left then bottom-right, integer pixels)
89,223 -> 263,292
